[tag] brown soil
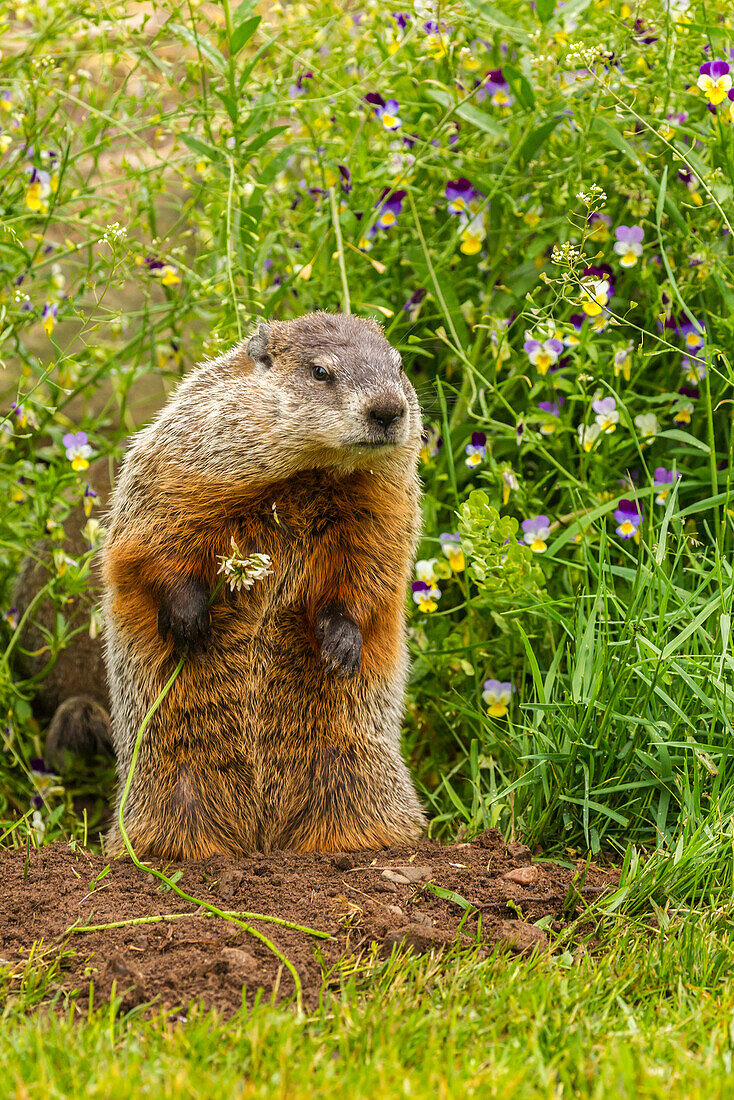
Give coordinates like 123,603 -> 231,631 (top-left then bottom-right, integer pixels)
0,832 -> 618,1016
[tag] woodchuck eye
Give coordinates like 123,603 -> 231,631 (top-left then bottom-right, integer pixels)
311,364 -> 331,382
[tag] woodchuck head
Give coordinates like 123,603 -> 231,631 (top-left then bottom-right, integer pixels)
245,312 -> 421,471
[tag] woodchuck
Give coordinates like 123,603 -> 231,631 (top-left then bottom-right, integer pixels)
102,312 -> 426,858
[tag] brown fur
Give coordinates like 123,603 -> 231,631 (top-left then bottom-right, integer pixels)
103,313 -> 425,859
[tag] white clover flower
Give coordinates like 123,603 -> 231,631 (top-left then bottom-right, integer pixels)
217,539 -> 273,591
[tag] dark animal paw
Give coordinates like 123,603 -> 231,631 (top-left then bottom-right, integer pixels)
45,695 -> 113,771
158,576 -> 211,655
315,605 -> 362,677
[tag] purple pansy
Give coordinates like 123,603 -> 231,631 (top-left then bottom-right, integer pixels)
677,317 -> 705,352
338,164 -> 351,193
538,398 -> 564,417
62,430 -> 92,471
375,188 -> 406,230
411,579 -> 441,612
41,301 -> 58,335
403,287 -> 427,313
592,395 -> 619,432
465,431 -> 487,468
482,679 -> 513,717
583,264 -> 616,298
368,96 -> 401,130
613,225 -> 644,267
476,69 -> 514,107
288,72 -> 313,99
538,397 -> 564,434
697,60 -> 732,106
521,515 -> 551,553
420,424 -> 443,462
653,467 -> 681,504
524,337 -> 563,376
681,354 -> 706,382
614,499 -> 643,539
445,177 -> 479,214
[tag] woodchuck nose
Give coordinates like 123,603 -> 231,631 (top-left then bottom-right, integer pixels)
102,312 -> 426,858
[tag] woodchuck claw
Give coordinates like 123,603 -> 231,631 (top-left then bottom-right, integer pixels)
315,603 -> 362,677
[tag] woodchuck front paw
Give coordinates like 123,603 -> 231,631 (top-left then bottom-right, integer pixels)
157,576 -> 211,655
315,604 -> 362,677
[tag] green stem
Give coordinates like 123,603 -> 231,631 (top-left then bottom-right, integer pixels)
329,186 -> 351,315
68,910 -> 332,938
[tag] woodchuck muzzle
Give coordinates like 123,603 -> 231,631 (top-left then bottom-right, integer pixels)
102,312 -> 426,858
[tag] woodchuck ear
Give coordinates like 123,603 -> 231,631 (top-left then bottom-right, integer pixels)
247,323 -> 272,368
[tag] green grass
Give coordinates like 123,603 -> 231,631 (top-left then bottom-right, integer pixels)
5,914 -> 734,1099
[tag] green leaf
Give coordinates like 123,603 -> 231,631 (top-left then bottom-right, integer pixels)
656,429 -> 710,453
230,14 -> 260,55
232,0 -> 257,21
245,125 -> 290,156
517,115 -> 562,164
502,63 -> 535,110
423,883 -> 476,911
425,88 -> 506,138
462,0 -> 530,43
216,92 -> 239,124
558,795 -> 630,827
536,0 -> 556,23
169,22 -> 226,73
182,135 -> 226,165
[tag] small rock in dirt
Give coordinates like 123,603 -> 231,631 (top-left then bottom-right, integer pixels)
387,905 -> 404,918
381,924 -> 452,957
332,853 -> 353,871
374,879 -> 398,894
220,947 -> 258,973
410,910 -> 433,927
218,869 -> 245,902
490,920 -> 548,956
104,954 -> 147,1008
503,866 -> 539,886
475,828 -> 504,850
105,955 -> 142,980
392,865 -> 432,884
507,842 -> 533,862
382,869 -> 411,885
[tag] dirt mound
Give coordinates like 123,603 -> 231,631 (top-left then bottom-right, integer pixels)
0,832 -> 617,1015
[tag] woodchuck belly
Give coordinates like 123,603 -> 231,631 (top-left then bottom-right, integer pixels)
110,603 -> 424,859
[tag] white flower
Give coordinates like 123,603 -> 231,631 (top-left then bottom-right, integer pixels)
217,539 -> 273,591
592,395 -> 619,433
635,412 -> 659,438
415,558 -> 440,584
578,423 -> 601,452
98,222 -> 127,246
